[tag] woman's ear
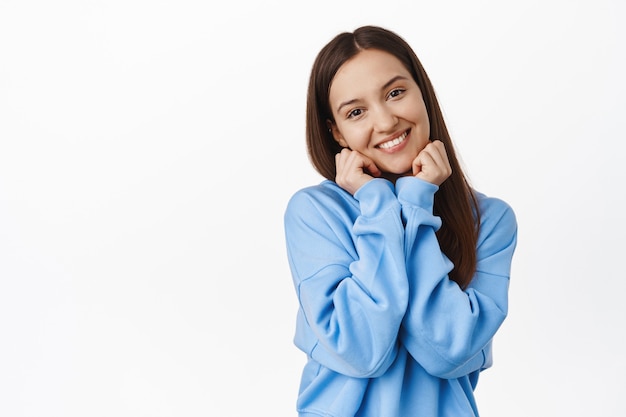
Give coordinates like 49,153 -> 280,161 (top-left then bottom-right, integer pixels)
327,120 -> 348,148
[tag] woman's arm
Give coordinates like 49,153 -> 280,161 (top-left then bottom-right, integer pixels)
395,176 -> 518,379
284,179 -> 409,378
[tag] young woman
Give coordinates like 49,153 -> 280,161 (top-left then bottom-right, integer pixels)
284,25 -> 517,417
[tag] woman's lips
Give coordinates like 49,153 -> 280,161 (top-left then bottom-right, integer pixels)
377,130 -> 409,151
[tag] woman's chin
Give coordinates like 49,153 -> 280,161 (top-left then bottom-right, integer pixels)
381,169 -> 413,182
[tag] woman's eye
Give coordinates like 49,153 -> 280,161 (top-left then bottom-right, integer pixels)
388,88 -> 405,99
348,108 -> 363,119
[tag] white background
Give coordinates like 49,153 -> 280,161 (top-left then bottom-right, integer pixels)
1,0 -> 624,416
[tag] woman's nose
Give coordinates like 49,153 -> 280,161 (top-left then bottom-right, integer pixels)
372,106 -> 398,133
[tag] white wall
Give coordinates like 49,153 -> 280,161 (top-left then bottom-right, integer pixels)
1,1 -> 624,416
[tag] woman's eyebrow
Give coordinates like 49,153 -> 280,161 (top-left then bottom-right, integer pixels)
337,98 -> 359,114
382,75 -> 409,90
336,75 -> 411,114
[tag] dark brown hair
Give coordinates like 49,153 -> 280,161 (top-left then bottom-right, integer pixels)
306,25 -> 480,288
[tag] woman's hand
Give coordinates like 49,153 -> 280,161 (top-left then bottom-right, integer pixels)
412,140 -> 452,186
335,148 -> 382,195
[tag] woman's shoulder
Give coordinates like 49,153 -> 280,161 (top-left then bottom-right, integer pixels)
473,190 -> 517,246
285,180 -> 356,217
288,180 -> 348,204
474,191 -> 514,216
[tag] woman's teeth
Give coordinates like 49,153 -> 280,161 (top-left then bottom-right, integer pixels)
378,132 -> 407,149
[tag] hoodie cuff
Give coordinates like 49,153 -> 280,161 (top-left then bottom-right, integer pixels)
395,176 -> 438,212
354,178 -> 398,217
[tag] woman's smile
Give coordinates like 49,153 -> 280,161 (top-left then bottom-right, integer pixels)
376,130 -> 409,151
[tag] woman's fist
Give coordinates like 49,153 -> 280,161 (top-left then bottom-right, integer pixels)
412,140 -> 452,186
335,148 -> 381,195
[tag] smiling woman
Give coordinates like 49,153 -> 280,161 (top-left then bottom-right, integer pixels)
283,26 -> 518,417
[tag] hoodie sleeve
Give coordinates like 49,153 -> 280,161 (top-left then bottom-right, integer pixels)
395,176 -> 517,379
284,179 -> 409,378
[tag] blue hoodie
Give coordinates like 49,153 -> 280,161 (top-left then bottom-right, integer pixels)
284,176 -> 517,417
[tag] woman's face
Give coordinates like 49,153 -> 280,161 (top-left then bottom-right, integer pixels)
328,49 -> 430,177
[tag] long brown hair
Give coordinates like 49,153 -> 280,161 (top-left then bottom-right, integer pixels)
306,26 -> 480,288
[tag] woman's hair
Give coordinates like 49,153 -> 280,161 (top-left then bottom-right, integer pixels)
306,25 -> 480,288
